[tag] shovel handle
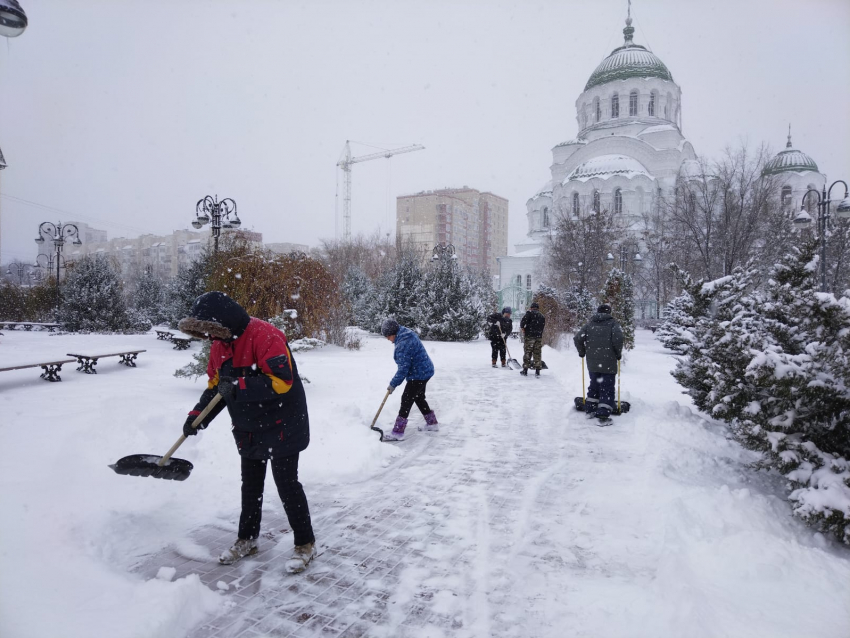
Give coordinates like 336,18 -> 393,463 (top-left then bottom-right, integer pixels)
370,390 -> 392,429
158,393 -> 223,467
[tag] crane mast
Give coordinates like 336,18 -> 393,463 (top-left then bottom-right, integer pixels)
337,140 -> 425,241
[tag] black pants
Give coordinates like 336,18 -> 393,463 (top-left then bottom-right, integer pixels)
238,453 -> 315,547
587,372 -> 616,417
399,379 -> 431,418
490,339 -> 506,362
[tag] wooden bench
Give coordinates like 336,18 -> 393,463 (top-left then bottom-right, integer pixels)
66,350 -> 146,374
0,321 -> 62,332
155,330 -> 174,340
0,359 -> 76,382
170,337 -> 193,350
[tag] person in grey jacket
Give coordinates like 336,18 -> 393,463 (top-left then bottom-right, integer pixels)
573,304 -> 624,419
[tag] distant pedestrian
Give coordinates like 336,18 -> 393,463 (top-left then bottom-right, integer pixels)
178,292 -> 316,574
520,302 -> 546,376
381,319 -> 437,441
487,306 -> 513,367
573,304 -> 624,420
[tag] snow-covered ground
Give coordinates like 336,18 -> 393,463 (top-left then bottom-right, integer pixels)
1,328 -> 849,638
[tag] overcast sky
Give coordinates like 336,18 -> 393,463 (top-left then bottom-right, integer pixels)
1,0 -> 849,266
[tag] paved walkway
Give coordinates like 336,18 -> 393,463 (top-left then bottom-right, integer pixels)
136,357 -> 640,638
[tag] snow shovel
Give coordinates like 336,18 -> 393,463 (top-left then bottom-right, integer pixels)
499,328 -> 522,370
573,358 -> 631,415
368,389 -> 392,442
109,393 -> 223,481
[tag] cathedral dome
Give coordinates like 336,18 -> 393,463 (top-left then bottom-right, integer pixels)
763,132 -> 819,175
566,154 -> 651,182
585,18 -> 673,91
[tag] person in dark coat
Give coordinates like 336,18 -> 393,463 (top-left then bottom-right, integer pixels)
178,291 -> 316,573
520,302 -> 546,376
573,303 -> 624,419
487,306 -> 513,367
381,318 -> 436,441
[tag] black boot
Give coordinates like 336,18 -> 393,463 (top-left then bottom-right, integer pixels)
535,369 -> 540,377
520,368 -> 528,376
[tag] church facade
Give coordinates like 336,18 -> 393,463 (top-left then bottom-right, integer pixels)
497,14 -> 825,317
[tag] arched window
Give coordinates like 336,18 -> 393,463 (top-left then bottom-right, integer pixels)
594,97 -> 601,123
611,94 -> 619,119
636,187 -> 645,213
806,184 -> 816,212
665,92 -> 672,120
542,207 -> 549,227
629,91 -> 638,116
648,92 -> 656,116
781,186 -> 792,206
526,274 -> 532,289
593,190 -> 601,212
614,189 -> 623,214
516,274 -> 522,287
572,192 -> 580,216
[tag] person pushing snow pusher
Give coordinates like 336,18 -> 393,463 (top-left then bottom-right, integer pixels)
381,318 -> 437,441
177,292 -> 316,574
520,302 -> 546,376
487,306 -> 513,368
573,303 -> 628,424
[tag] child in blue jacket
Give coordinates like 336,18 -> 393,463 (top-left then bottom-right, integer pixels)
381,318 -> 437,441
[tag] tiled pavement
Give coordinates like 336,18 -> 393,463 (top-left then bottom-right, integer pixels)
135,369 -> 597,638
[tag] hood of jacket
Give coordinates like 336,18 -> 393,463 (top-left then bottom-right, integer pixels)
591,312 -> 614,324
178,291 -> 251,340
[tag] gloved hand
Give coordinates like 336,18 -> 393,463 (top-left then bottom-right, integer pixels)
217,376 -> 238,401
387,385 -> 395,394
183,414 -> 207,437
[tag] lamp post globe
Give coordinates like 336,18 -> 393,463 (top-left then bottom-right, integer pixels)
836,196 -> 850,219
0,0 -> 28,38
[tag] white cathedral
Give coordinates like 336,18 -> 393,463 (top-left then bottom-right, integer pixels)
497,14 -> 826,317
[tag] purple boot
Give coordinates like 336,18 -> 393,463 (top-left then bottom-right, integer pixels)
384,416 -> 407,441
419,411 -> 439,432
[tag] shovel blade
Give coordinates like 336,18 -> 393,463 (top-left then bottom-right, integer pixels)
573,397 -> 631,415
507,358 -> 522,370
109,454 -> 194,481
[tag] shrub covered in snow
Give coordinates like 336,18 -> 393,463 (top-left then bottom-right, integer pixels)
59,255 -> 136,332
414,252 -> 484,342
600,268 -> 635,350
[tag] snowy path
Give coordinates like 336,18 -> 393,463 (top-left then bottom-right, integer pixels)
131,333 -> 850,638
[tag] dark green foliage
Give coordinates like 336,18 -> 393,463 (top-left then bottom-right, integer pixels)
163,252 -> 211,329
59,255 -> 134,332
600,268 -> 635,350
133,269 -> 166,325
415,255 -> 484,341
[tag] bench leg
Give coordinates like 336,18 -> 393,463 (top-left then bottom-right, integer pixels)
119,353 -> 138,367
75,357 -> 98,374
40,363 -> 64,382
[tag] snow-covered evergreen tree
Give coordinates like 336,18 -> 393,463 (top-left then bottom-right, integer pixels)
60,255 -> 133,332
561,286 -> 596,327
133,268 -> 166,325
163,254 -> 210,329
415,253 -> 483,341
600,268 -> 635,350
341,266 -> 373,328
366,253 -> 423,332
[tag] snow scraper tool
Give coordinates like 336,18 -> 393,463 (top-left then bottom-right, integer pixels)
109,393 -> 223,481
368,389 -> 392,442
499,328 -> 522,370
573,359 -> 630,415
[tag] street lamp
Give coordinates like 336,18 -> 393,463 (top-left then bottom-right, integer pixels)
431,243 -> 458,261
34,221 -> 81,320
6,260 -> 31,285
606,242 -> 642,271
0,0 -> 28,38
797,179 -> 850,293
192,195 -> 241,252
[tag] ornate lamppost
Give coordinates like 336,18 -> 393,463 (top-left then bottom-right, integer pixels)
431,243 -> 457,262
794,180 -> 850,293
606,242 -> 642,272
6,260 -> 32,285
35,221 -> 81,319
192,195 -> 241,252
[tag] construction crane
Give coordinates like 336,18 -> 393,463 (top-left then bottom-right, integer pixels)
337,140 -> 425,241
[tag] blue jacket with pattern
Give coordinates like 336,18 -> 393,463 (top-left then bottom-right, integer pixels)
389,326 -> 434,388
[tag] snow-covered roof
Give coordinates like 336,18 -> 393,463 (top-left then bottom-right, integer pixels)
639,124 -> 677,135
565,154 -> 653,183
555,138 -> 588,148
763,133 -> 819,176
530,180 -> 553,200
584,19 -> 673,91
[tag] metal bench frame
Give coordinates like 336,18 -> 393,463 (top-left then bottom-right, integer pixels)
0,359 -> 76,382
155,330 -> 174,340
66,350 -> 146,374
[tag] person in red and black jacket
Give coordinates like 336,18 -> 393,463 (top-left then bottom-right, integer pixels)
178,291 -> 316,574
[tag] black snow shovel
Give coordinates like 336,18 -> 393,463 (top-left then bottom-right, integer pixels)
499,328 -> 522,370
573,359 -> 630,415
368,389 -> 392,441
109,393 -> 223,481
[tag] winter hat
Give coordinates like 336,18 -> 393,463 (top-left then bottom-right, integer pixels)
597,304 -> 612,314
178,291 -> 250,340
502,306 -> 512,314
530,302 -> 539,309
380,318 -> 400,337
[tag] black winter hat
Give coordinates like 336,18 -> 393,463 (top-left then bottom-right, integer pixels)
530,302 -> 539,309
502,306 -> 512,314
597,304 -> 612,314
178,291 -> 250,340
380,318 -> 400,337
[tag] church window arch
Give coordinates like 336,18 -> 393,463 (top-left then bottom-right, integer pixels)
611,93 -> 620,119
516,274 -> 522,287
593,189 -> 601,212
572,192 -> 580,216
594,97 -> 601,123
781,186 -> 792,206
526,274 -> 532,289
629,91 -> 638,116
636,187 -> 645,213
542,207 -> 549,227
648,91 -> 656,116
614,189 -> 623,215
806,184 -> 816,212
665,92 -> 672,120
